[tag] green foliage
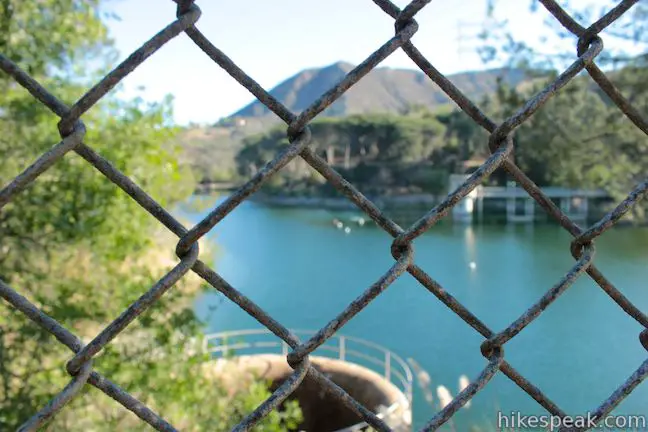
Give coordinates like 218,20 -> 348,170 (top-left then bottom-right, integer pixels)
493,78 -> 619,188
482,1 -> 648,70
176,126 -> 244,185
0,1 -> 302,430
481,1 -> 648,220
436,108 -> 490,162
405,165 -> 449,195
0,0 -> 111,79
237,112 -> 452,196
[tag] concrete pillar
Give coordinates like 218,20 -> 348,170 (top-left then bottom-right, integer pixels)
344,144 -> 351,169
525,198 -> 535,221
506,197 -> 515,223
326,146 -> 335,165
449,174 -> 475,223
506,181 -> 516,224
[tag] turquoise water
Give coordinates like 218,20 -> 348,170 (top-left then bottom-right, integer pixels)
175,196 -> 648,430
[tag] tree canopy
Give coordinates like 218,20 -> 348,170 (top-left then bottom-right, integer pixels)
0,1 -> 301,430
237,112 -> 463,196
481,0 -> 648,219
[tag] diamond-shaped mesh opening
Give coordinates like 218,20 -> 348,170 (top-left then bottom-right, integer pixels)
503,277 -> 643,408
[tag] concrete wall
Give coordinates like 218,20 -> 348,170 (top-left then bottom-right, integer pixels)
209,354 -> 411,431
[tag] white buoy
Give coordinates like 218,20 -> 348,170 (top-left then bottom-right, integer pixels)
459,375 -> 471,408
469,261 -> 477,270
436,385 -> 453,409
344,226 -> 351,234
335,221 -> 343,229
350,216 -> 366,226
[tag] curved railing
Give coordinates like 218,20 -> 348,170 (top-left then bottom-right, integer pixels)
203,328 -> 413,428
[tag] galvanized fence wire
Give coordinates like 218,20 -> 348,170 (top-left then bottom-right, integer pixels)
0,0 -> 647,430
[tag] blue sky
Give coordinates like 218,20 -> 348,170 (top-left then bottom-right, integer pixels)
103,0 -> 641,125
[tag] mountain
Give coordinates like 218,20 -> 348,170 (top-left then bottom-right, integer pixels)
182,62 -> 529,185
228,61 -> 527,120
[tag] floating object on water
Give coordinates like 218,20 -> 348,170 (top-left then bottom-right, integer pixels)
458,375 -> 471,408
408,358 -> 434,405
469,261 -> 477,270
344,226 -> 351,234
436,385 -> 453,409
351,216 -> 366,226
333,218 -> 343,229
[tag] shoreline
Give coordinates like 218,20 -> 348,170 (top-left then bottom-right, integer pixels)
194,187 -> 444,210
250,193 -> 443,210
194,183 -> 443,209
193,186 -> 640,226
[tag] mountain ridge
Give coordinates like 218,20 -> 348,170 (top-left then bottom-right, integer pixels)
227,62 -> 527,120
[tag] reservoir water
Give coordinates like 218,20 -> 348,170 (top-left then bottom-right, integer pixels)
176,195 -> 648,430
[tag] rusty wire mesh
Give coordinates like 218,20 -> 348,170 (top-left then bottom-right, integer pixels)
1,0 -> 647,430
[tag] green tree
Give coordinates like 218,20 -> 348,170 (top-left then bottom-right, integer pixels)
492,77 -> 627,189
481,1 -> 648,219
0,1 -> 302,430
236,112 -> 450,196
436,107 -> 490,167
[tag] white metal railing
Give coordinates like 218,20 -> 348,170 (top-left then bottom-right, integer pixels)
203,329 -> 413,422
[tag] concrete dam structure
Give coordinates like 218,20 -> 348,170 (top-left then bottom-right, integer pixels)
203,329 -> 413,431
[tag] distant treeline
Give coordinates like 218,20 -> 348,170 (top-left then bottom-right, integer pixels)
236,108 -> 473,197
235,63 -> 646,212
181,61 -> 648,219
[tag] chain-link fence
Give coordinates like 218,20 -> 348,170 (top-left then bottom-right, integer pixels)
1,0 -> 647,430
